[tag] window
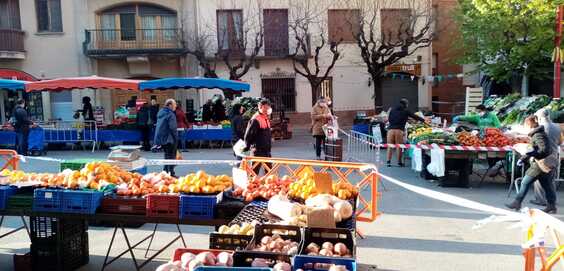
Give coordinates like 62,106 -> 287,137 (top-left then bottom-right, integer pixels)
217,10 -> 243,52
380,9 -> 413,43
120,13 -> 136,41
328,9 -> 360,43
0,0 -> 21,29
264,9 -> 289,57
262,78 -> 296,112
36,0 -> 62,32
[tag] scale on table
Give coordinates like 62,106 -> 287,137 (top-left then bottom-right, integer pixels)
107,145 -> 146,172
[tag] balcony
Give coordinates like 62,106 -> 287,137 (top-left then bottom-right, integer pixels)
83,28 -> 187,58
0,29 -> 25,59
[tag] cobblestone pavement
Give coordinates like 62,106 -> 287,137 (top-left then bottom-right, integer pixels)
1,129 -> 562,270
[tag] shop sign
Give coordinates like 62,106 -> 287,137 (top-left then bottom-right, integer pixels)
385,64 -> 421,76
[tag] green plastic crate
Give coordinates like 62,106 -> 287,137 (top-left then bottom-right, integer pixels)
6,193 -> 33,211
60,159 -> 101,171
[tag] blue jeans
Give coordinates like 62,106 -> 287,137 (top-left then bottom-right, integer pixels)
16,130 -> 28,155
516,170 -> 557,204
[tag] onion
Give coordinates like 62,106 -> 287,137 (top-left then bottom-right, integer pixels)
181,253 -> 196,268
195,252 -> 216,266
319,248 -> 333,257
273,262 -> 292,271
334,243 -> 348,256
188,259 -> 203,271
216,252 -> 233,266
261,236 -> 272,245
307,243 -> 320,254
322,242 -> 334,251
156,263 -> 180,271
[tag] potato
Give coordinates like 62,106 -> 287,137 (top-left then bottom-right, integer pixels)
261,236 -> 272,245
322,242 -> 334,251
319,248 -> 333,257
273,262 -> 292,271
307,243 -> 320,254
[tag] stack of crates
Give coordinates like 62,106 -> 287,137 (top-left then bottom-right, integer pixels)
29,216 -> 89,271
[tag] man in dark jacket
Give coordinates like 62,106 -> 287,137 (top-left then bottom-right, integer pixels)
213,97 -> 227,122
137,102 -> 151,151
154,99 -> 178,176
149,98 -> 159,126
13,99 -> 32,155
230,104 -> 246,142
244,99 -> 272,158
386,98 -> 425,167
202,100 -> 213,122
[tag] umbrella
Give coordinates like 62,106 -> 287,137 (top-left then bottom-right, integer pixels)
139,77 -> 250,92
0,79 -> 26,91
25,76 -> 142,92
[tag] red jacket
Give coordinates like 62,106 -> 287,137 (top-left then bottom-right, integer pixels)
175,108 -> 190,129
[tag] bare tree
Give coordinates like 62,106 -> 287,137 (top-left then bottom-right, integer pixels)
185,29 -> 219,78
289,0 -> 343,104
343,0 -> 435,110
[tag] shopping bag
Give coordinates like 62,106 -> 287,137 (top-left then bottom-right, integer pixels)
176,150 -> 183,160
427,148 -> 445,177
233,139 -> 248,157
323,116 -> 340,140
412,148 -> 423,172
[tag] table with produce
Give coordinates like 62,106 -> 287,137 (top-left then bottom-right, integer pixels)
0,158 -> 367,271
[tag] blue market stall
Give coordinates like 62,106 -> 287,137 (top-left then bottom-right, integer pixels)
139,77 -> 251,145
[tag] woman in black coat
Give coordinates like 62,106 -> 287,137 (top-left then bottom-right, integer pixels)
506,116 -> 558,213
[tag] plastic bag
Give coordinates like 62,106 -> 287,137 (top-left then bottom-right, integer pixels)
412,148 -> 423,172
427,148 -> 445,177
233,139 -> 248,157
323,116 -> 340,140
176,150 -> 183,160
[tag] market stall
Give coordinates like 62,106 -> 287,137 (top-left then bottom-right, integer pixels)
0,154 -> 377,271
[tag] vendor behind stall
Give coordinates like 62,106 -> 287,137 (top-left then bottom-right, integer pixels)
453,104 -> 501,129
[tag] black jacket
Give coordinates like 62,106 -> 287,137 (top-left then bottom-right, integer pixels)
13,107 -> 31,132
213,103 -> 227,122
244,114 -> 271,154
82,103 -> 94,121
523,126 -> 553,177
231,114 -> 246,141
149,105 -> 159,126
202,103 -> 213,122
388,105 -> 425,130
137,106 -> 150,126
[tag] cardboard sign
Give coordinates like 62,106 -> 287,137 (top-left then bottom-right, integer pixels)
307,207 -> 336,228
313,172 -> 333,194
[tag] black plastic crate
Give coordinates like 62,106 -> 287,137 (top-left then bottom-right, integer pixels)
29,216 -> 88,245
300,227 -> 356,259
232,250 -> 292,268
30,232 -> 89,271
234,224 -> 302,266
229,201 -> 278,225
209,232 -> 253,250
6,193 -> 33,212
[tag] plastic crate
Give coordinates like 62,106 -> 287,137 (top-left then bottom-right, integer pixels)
13,252 -> 31,271
233,250 -> 292,268
30,232 -> 89,271
61,190 -> 103,214
0,185 -> 17,210
235,224 -> 302,267
100,196 -> 146,215
293,255 -> 356,271
33,189 -> 63,212
180,192 -> 223,220
146,194 -> 179,219
6,193 -> 33,211
229,201 -> 274,225
29,216 -> 88,245
300,227 -> 356,259
59,158 -> 100,171
172,248 -> 231,262
209,232 -> 253,250
132,166 -> 147,175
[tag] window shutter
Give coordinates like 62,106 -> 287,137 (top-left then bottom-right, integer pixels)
49,0 -> 62,32
36,0 -> 49,32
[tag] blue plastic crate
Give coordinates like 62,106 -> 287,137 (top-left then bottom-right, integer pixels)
179,192 -> 223,220
292,255 -> 356,271
0,186 -> 17,210
195,267 -> 272,271
33,189 -> 63,212
131,166 -> 147,175
62,190 -> 103,214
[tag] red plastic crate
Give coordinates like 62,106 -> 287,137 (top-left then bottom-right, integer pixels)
100,196 -> 146,215
172,248 -> 231,262
146,194 -> 179,219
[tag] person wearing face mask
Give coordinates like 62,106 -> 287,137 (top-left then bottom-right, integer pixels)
244,99 -> 273,159
453,104 -> 501,129
529,108 -> 562,206
505,116 -> 558,213
311,97 -> 332,160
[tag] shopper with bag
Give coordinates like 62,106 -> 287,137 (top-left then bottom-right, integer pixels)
244,99 -> 272,158
311,97 -> 332,160
154,99 -> 179,177
505,116 -> 558,214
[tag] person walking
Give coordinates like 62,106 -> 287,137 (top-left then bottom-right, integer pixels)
137,102 -> 151,151
311,97 -> 332,160
154,99 -> 178,177
505,116 -> 558,214
244,99 -> 272,158
386,98 -> 425,167
530,108 -> 563,206
231,104 -> 246,143
13,99 -> 32,155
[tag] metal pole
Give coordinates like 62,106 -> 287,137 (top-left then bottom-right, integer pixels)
554,5 -> 563,98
